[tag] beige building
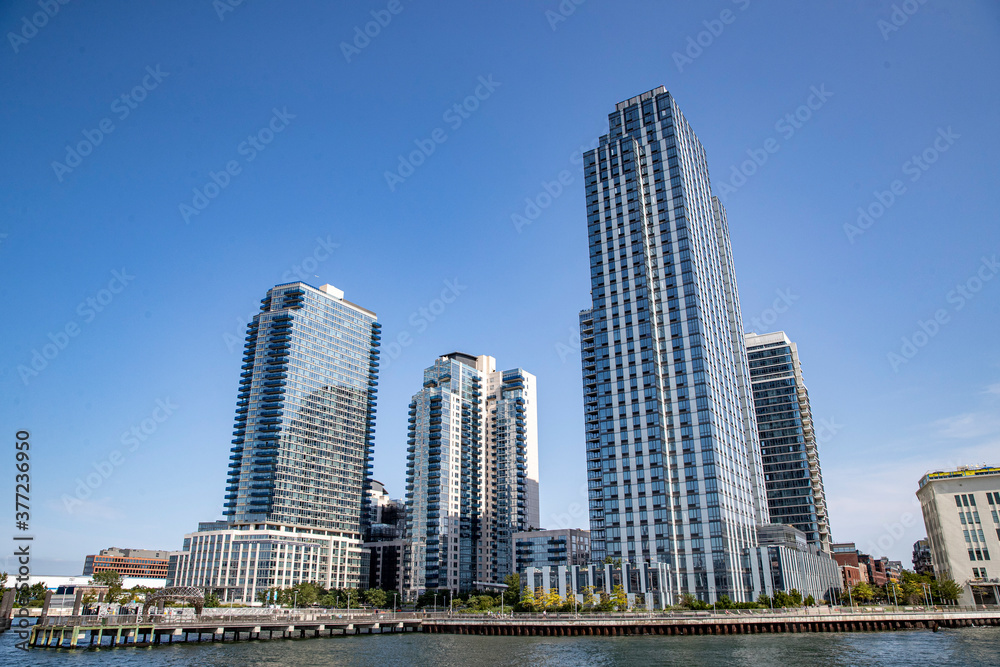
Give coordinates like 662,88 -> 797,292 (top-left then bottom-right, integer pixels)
916,465 -> 1000,606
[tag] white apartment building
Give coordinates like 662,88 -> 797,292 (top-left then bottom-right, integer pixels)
917,465 -> 1000,606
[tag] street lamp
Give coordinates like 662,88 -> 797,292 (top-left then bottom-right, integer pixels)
433,592 -> 438,613
393,592 -> 397,619
293,590 -> 298,612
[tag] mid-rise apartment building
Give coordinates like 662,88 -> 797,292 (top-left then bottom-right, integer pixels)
404,353 -> 539,596
917,465 -> 1000,605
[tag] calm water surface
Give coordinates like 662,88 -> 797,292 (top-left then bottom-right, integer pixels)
3,626 -> 999,666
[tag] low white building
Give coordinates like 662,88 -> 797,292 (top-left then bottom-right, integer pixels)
26,575 -> 167,590
917,465 -> 1000,606
169,521 -> 363,604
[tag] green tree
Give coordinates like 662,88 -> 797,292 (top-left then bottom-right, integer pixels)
900,580 -> 924,605
17,582 -> 48,606
285,582 -> 320,607
935,579 -> 962,604
363,588 -> 388,609
773,591 -> 793,608
541,588 -> 562,611
756,594 -> 772,608
204,593 -> 221,608
582,585 -> 597,610
851,582 -> 875,604
90,570 -> 124,605
519,585 -> 538,612
0,572 -> 8,589
789,589 -> 803,606
503,573 -> 520,606
611,584 -> 628,612
717,594 -> 734,610
803,595 -> 816,607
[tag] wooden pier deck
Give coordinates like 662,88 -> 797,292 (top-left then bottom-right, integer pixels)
28,613 -> 422,649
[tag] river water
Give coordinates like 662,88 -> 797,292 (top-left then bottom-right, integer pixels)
3,626 -> 999,666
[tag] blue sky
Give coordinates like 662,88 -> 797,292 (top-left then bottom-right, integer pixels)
1,0 -> 998,575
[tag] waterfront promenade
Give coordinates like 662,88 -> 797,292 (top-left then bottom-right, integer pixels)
24,606 -> 1000,649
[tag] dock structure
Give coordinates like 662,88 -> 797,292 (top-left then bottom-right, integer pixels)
28,613 -> 422,649
25,608 -> 1000,649
423,609 -> 1000,636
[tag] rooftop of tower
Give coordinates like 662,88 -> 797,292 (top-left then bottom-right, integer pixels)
443,351 -> 479,367
615,85 -> 668,111
270,281 -> 376,318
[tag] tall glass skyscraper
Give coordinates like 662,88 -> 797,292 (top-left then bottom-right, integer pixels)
404,353 -> 539,596
171,282 -> 381,601
745,331 -> 831,552
579,87 -> 767,602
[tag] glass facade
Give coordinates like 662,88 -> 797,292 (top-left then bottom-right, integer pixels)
745,332 -> 831,552
171,282 -> 380,601
490,367 -> 540,581
225,282 -> 380,537
514,528 -> 590,571
405,353 -> 485,594
580,87 -> 767,602
404,354 -> 539,596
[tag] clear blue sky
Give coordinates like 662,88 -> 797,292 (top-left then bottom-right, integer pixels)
1,0 -> 998,575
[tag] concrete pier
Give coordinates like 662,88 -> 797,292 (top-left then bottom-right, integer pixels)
422,610 -> 1000,637
25,609 -> 1000,649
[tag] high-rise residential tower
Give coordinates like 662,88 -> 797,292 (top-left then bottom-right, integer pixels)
404,353 -> 538,596
171,282 -> 380,602
745,331 -> 831,552
579,87 -> 767,603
